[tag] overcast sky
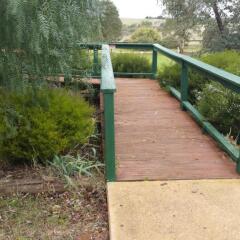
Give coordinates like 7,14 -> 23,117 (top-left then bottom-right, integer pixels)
112,0 -> 162,19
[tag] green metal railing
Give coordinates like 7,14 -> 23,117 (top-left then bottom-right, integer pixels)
101,45 -> 116,181
83,42 -> 240,180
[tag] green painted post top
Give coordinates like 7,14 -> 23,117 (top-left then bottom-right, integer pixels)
101,44 -> 116,94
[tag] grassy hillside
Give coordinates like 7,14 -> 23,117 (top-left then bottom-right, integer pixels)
121,18 -> 203,53
121,18 -> 165,27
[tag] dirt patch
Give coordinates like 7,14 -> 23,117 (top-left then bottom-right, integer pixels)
0,173 -> 108,240
0,166 -> 65,195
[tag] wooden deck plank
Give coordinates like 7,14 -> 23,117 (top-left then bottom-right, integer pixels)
115,78 -> 239,181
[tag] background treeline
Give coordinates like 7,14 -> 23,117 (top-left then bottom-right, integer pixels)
122,1 -> 240,53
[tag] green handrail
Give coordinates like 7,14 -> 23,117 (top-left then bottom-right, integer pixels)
153,44 -> 240,93
101,45 -> 116,181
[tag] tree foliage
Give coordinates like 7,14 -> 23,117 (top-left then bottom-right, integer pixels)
160,0 -> 200,52
0,0 -> 122,91
160,0 -> 240,51
0,0 -> 103,90
130,27 -> 161,43
99,0 -> 122,41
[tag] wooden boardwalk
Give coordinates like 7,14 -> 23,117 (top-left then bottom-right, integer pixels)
115,78 -> 238,181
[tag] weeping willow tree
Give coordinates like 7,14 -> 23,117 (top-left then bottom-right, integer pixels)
0,0 -> 102,90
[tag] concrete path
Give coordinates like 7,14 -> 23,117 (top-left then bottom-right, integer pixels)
108,180 -> 240,240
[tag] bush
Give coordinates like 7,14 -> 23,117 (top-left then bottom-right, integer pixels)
0,88 -> 94,165
159,62 -> 214,101
111,52 -> 151,77
197,82 -> 240,137
160,36 -> 179,49
200,51 -> 240,75
129,27 -> 161,43
158,50 -> 240,138
158,63 -> 181,88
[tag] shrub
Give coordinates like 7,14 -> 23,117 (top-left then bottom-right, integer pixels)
200,51 -> 240,76
158,63 -> 181,88
130,27 -> 161,43
111,52 -> 151,77
160,36 -> 179,49
197,82 -> 240,137
0,88 -> 94,165
159,62 -> 213,101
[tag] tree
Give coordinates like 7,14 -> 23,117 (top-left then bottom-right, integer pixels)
99,0 -> 122,41
159,0 -> 240,51
0,0 -> 102,90
201,0 -> 240,50
161,18 -> 194,53
130,27 -> 161,43
159,0 -> 200,52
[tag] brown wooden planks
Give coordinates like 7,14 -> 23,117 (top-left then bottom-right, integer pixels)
115,78 -> 239,181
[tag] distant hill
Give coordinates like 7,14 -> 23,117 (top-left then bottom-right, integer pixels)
121,18 -> 165,27
120,18 -> 203,49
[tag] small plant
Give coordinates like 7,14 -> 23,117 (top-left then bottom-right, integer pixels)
50,129 -> 104,186
51,154 -> 104,178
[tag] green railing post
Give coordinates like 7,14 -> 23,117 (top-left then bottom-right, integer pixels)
151,48 -> 158,79
236,151 -> 240,173
101,44 -> 116,181
103,92 -> 116,181
93,48 -> 99,76
180,61 -> 189,109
